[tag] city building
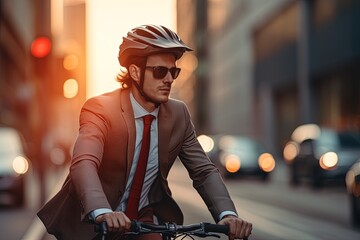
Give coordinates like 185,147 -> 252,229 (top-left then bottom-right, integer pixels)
177,0 -> 360,155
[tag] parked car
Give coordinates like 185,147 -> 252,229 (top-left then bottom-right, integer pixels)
346,159 -> 360,228
0,127 -> 29,206
283,124 -> 360,188
198,134 -> 276,180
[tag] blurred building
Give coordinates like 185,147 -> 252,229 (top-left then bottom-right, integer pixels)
1,0 -> 86,203
0,0 -> 37,140
176,0 -> 360,156
1,0 -> 86,158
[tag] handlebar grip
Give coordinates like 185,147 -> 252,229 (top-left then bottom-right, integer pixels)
203,223 -> 229,234
204,223 -> 249,240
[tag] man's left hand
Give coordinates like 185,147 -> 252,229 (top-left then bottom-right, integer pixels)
218,215 -> 252,240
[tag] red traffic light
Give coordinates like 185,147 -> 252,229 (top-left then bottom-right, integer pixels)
31,37 -> 52,58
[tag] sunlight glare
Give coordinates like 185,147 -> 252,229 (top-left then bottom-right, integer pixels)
87,0 -> 177,98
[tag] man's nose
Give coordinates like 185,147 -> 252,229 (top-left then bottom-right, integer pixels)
163,72 -> 175,83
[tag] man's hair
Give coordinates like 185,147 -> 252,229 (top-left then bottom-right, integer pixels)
116,56 -> 147,89
116,69 -> 131,89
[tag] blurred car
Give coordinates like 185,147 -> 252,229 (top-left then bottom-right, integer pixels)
198,134 -> 276,180
0,127 -> 29,206
283,124 -> 360,188
346,159 -> 360,228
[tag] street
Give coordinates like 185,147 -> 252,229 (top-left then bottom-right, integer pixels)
1,160 -> 360,240
168,161 -> 360,240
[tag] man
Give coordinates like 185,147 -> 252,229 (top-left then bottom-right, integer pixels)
38,24 -> 252,240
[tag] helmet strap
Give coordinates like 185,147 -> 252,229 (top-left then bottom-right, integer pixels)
132,57 -> 161,107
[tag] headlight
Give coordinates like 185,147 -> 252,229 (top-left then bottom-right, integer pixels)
319,152 -> 338,170
12,156 -> 29,174
223,154 -> 241,173
283,141 -> 299,163
258,153 -> 276,172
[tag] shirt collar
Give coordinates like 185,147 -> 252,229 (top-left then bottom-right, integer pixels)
130,92 -> 159,119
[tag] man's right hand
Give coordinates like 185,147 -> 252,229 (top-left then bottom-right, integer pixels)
95,211 -> 132,232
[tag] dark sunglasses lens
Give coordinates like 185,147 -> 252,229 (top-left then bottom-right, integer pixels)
152,66 -> 181,79
170,68 -> 181,79
153,67 -> 168,79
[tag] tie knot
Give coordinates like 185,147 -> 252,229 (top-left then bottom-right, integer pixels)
143,115 -> 154,125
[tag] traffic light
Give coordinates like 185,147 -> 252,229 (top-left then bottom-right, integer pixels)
31,36 -> 52,78
31,36 -> 51,58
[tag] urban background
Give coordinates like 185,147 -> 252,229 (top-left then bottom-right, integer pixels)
1,0 -> 360,239
176,0 -> 360,153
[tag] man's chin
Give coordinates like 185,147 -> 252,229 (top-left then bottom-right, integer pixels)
157,98 -> 169,104
154,96 -> 169,104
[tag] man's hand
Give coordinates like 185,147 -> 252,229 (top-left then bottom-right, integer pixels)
95,211 -> 131,232
218,215 -> 252,240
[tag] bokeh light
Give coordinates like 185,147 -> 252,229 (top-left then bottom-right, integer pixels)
197,134 -> 215,153
12,156 -> 29,175
63,78 -> 79,98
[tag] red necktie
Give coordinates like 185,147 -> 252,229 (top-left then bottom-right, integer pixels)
125,115 -> 154,220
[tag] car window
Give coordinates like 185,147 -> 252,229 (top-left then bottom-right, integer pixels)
316,129 -> 338,148
338,132 -> 360,149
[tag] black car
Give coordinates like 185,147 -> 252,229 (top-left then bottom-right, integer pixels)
346,159 -> 360,228
198,134 -> 276,180
283,124 -> 360,187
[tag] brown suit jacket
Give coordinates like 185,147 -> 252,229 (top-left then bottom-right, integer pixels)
37,88 -> 237,239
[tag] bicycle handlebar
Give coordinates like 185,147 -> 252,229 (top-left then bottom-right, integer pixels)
130,220 -> 229,235
96,220 -> 248,239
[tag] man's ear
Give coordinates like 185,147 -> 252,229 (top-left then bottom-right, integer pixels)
129,64 -> 141,82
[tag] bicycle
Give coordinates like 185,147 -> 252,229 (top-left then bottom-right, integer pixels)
96,221 -> 249,240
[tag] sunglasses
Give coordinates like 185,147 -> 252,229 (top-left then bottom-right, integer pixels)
145,66 -> 181,79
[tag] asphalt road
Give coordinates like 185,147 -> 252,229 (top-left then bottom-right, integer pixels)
1,160 -> 360,240
168,160 -> 360,240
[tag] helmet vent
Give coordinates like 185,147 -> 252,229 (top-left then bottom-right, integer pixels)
134,28 -> 157,40
146,26 -> 166,39
163,27 -> 178,41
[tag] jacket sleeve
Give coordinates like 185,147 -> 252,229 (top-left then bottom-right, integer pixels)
70,96 -> 112,221
177,104 -> 238,222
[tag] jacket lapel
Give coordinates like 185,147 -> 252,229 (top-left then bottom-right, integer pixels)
158,103 -> 172,177
120,89 -> 136,180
